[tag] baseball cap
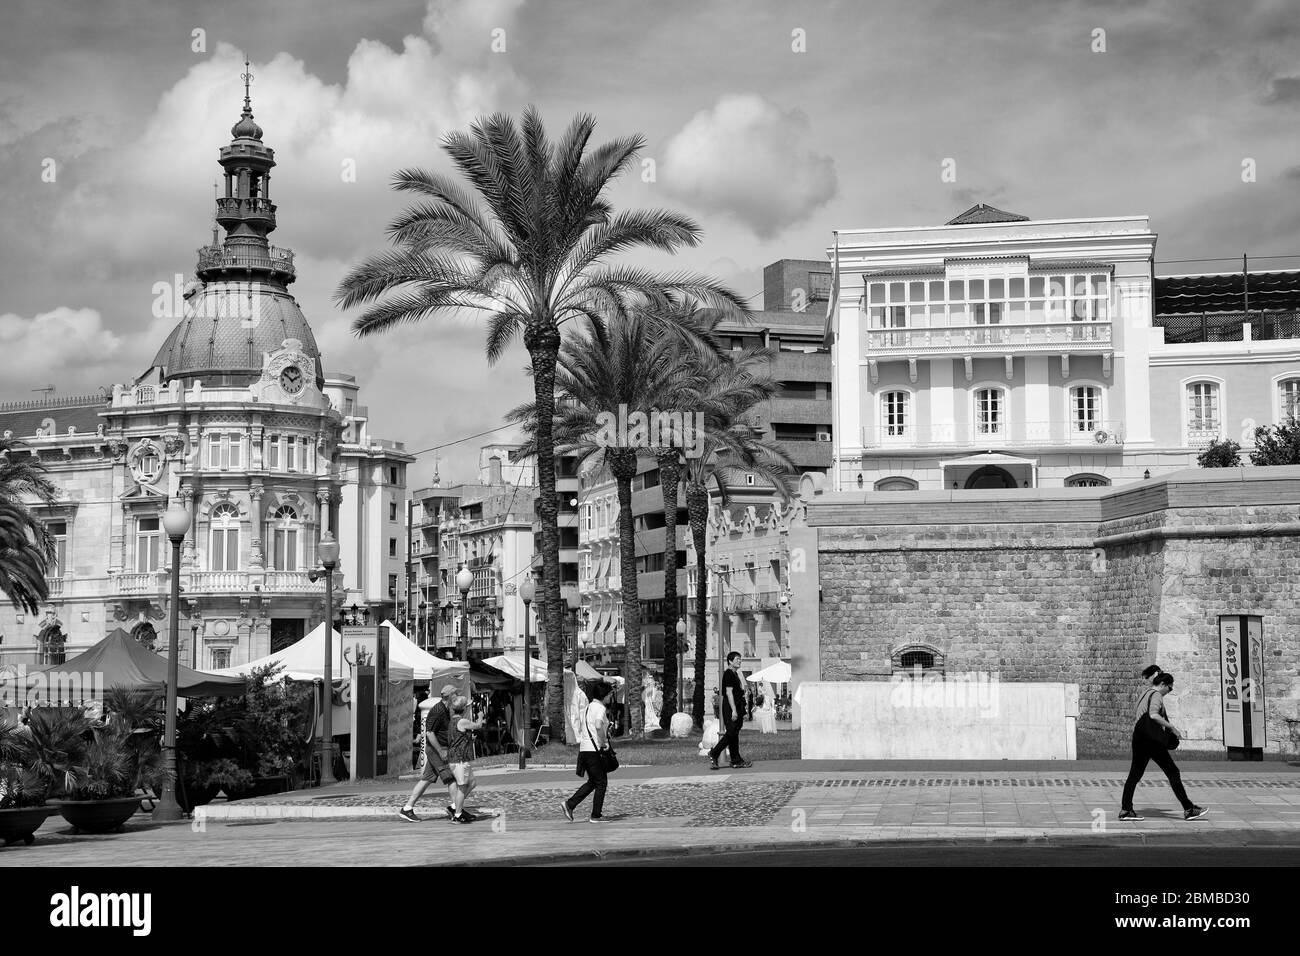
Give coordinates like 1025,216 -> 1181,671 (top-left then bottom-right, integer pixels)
440,684 -> 457,695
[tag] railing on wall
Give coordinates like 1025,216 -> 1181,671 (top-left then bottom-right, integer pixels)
867,320 -> 1112,354
860,420 -> 1126,449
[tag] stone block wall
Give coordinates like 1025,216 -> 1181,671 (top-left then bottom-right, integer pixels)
807,469 -> 1300,755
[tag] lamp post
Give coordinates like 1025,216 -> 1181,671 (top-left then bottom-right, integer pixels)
318,533 -> 340,786
153,503 -> 191,822
418,601 -> 427,650
456,565 -> 473,660
675,618 -> 687,715
519,577 -> 535,770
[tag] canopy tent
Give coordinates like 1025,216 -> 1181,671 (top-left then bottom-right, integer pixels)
745,660 -> 791,684
378,620 -> 470,683
207,622 -> 422,683
13,628 -> 246,699
478,653 -> 547,683
573,659 -> 603,681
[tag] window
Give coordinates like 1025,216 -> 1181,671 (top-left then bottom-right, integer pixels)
298,438 -> 310,473
975,388 -> 1004,436
209,502 -> 240,571
271,505 -> 298,572
1280,379 -> 1300,421
900,650 -> 935,670
388,574 -> 398,597
266,435 -> 280,470
1186,382 -> 1220,443
1070,386 -> 1101,433
47,521 -> 68,576
389,466 -> 399,485
211,648 -> 231,670
136,517 -> 160,572
389,538 -> 398,558
882,391 -> 909,438
1066,474 -> 1110,488
135,447 -> 162,484
285,436 -> 297,471
207,433 -> 242,470
874,477 -> 918,491
389,500 -> 398,522
584,503 -> 593,532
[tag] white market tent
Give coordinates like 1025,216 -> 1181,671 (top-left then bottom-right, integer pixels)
479,653 -> 547,682
208,621 -> 469,683
745,660 -> 791,684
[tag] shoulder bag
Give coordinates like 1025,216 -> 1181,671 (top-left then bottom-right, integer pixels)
1136,689 -> 1179,750
586,704 -> 619,773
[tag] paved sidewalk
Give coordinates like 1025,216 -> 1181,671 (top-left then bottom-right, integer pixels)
5,760 -> 1299,866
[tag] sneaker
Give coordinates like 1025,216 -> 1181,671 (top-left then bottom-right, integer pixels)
397,807 -> 420,823
1184,805 -> 1209,821
444,805 -> 456,820
588,816 -> 609,824
1118,809 -> 1144,821
452,812 -> 476,824
560,801 -> 574,823
729,759 -> 753,769
708,759 -> 719,771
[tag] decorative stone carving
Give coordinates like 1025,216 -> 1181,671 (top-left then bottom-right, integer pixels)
106,438 -> 128,461
162,433 -> 185,457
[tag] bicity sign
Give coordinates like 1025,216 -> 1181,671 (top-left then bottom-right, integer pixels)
1219,615 -> 1265,749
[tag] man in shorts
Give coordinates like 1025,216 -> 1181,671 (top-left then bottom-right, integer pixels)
398,684 -> 458,822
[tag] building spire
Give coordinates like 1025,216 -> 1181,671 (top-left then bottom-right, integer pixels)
241,57 -> 253,113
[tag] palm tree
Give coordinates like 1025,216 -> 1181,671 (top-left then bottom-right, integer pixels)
0,438 -> 58,615
336,109 -> 748,740
683,353 -> 795,727
511,312 -> 717,735
655,446 -> 682,729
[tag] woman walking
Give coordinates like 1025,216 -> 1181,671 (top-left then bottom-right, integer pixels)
561,681 -> 615,824
1119,665 -> 1207,822
446,695 -> 486,824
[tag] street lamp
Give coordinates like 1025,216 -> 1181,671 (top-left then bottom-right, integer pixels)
317,533 -> 340,785
455,565 -> 473,660
153,502 -> 191,822
675,617 -> 687,715
519,577 -> 535,770
418,601 -> 427,650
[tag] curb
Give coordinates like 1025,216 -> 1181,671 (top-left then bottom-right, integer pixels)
446,828 -> 1300,866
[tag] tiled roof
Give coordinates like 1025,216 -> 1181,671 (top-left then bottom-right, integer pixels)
1154,270 -> 1300,314
0,398 -> 106,439
946,204 -> 1030,225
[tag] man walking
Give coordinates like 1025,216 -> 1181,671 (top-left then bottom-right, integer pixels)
708,652 -> 752,770
399,683 -> 459,822
447,695 -> 487,823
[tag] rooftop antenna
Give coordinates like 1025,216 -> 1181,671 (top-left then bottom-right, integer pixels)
32,384 -> 55,398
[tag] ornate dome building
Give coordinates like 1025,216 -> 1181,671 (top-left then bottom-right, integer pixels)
0,70 -> 413,673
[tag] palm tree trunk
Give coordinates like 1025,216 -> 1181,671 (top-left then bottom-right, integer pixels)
610,449 -> 642,735
687,482 -> 710,728
657,450 -> 680,729
525,327 -> 567,743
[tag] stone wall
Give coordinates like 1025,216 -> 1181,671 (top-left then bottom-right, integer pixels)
807,468 -> 1300,755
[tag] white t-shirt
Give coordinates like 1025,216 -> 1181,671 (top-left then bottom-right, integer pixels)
579,700 -> 607,753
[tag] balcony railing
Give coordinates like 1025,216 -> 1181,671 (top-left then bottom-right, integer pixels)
195,243 -> 295,279
45,576 -> 65,598
114,569 -> 326,595
1186,425 -> 1222,448
860,420 -> 1125,449
1154,310 -> 1300,344
867,321 -> 1111,355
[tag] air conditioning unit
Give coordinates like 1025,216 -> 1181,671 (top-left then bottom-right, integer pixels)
816,432 -> 832,442
1093,429 -> 1110,444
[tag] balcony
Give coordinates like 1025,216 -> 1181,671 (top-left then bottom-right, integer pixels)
1154,310 -> 1300,344
1186,425 -> 1222,449
867,320 -> 1111,356
195,243 -> 295,280
114,569 -> 323,596
860,420 -> 1125,450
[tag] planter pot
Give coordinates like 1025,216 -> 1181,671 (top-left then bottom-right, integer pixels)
0,806 -> 55,847
52,796 -> 144,834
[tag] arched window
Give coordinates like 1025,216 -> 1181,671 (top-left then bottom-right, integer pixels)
1186,381 -> 1221,445
1066,473 -> 1110,488
271,504 -> 299,572
874,476 -> 918,491
209,502 -> 240,571
1280,378 -> 1300,421
974,387 -> 1006,436
881,391 -> 910,438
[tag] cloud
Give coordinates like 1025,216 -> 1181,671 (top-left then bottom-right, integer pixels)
1264,75 -> 1300,105
660,94 -> 837,239
0,307 -> 126,389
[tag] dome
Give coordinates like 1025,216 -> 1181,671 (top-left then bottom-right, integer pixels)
151,283 -> 325,388
231,110 -> 263,141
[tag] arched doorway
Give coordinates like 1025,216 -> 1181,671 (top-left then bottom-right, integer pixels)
964,465 -> 1018,489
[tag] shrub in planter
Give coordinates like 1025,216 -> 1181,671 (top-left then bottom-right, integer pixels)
191,758 -> 255,801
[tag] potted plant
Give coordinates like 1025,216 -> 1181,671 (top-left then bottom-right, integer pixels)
194,758 -> 255,802
0,714 -> 55,846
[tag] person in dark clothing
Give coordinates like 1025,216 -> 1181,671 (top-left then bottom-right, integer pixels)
399,683 -> 458,822
1119,665 -> 1207,822
708,652 -> 752,769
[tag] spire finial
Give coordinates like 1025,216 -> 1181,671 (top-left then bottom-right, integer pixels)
212,180 -> 220,245
241,57 -> 253,113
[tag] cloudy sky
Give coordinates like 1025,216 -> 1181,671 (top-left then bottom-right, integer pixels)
2,0 -> 1298,485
